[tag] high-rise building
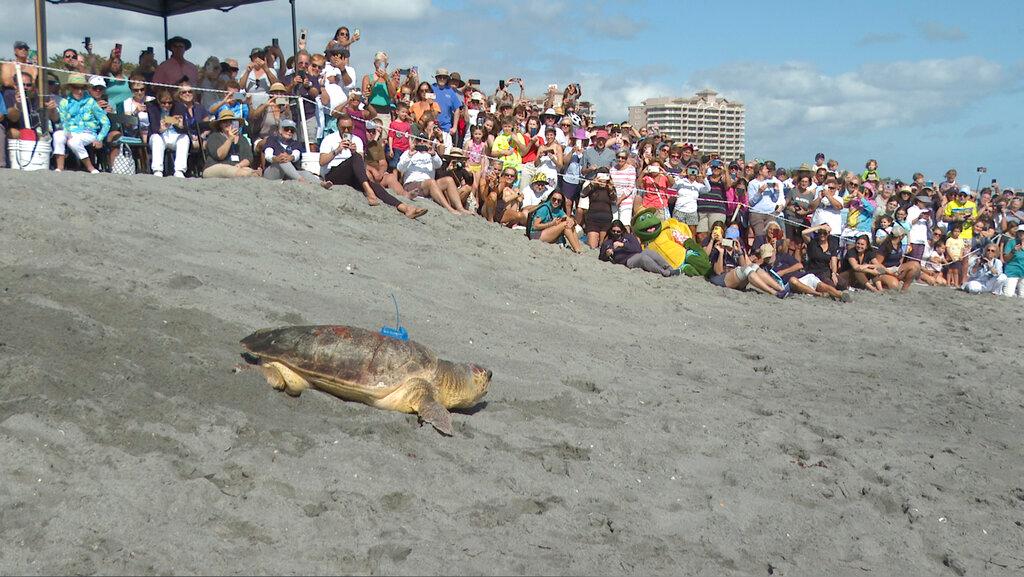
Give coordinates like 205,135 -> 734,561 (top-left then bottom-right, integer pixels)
628,89 -> 745,159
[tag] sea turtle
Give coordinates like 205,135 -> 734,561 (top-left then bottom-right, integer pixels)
238,325 -> 492,435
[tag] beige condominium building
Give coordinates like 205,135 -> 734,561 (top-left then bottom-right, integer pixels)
628,89 -> 745,159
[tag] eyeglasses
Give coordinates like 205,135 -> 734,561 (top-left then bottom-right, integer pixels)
551,197 -> 564,203
63,54 -> 75,59
339,125 -> 353,132
617,156 -> 628,160
669,153 -> 681,158
502,173 -> 516,178
89,86 -> 104,90
339,32 -> 349,37
179,90 -> 193,96
131,87 -> 146,93
159,100 -> 173,105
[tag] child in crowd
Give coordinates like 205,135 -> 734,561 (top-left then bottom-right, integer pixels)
387,101 -> 413,170
944,223 -> 966,287
920,237 -> 949,286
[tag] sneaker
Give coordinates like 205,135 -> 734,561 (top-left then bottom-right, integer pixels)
840,292 -> 852,303
173,171 -> 185,178
775,285 -> 791,299
153,171 -> 163,177
89,169 -> 100,174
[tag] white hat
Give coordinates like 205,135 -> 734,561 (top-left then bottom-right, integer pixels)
470,91 -> 484,102
87,75 -> 106,88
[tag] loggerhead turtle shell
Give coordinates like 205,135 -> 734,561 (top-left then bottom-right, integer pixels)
240,325 -> 439,394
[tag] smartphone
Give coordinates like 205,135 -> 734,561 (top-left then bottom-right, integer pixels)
411,66 -> 417,75
498,80 -> 506,90
467,78 -> 480,86
353,28 -> 360,37
28,49 -> 37,61
300,28 -> 307,43
548,84 -> 557,91
426,93 -> 436,101
992,179 -> 997,184
399,68 -> 410,76
146,46 -> 154,54
272,38 -> 279,47
83,36 -> 91,49
342,133 -> 352,142
114,43 -> 122,58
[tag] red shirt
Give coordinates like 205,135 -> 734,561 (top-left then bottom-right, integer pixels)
520,134 -> 541,163
389,119 -> 411,152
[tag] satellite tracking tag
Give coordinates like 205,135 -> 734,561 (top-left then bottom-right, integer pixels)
379,294 -> 409,341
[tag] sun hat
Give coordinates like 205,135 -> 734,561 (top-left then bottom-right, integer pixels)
279,119 -> 297,130
213,109 -> 241,126
165,36 -> 191,51
445,148 -> 468,159
758,243 -> 775,259
65,73 -> 88,87
540,107 -> 561,121
796,162 -> 813,173
434,68 -> 449,78
448,72 -> 464,87
268,82 -> 287,93
899,185 -> 913,194
915,194 -> 931,203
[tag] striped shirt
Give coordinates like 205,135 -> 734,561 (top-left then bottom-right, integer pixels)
610,165 -> 637,212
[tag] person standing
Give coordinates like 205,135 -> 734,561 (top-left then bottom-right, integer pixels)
152,37 -> 199,86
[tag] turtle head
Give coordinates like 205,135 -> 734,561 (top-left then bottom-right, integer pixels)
436,361 -> 491,409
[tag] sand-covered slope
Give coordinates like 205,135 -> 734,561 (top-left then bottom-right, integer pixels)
1,170 -> 1022,575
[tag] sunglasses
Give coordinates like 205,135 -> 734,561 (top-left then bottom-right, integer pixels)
551,197 -> 564,203
670,153 -> 681,158
64,54 -> 75,59
617,156 -> 628,160
131,87 -> 146,93
160,100 -> 173,105
502,173 -> 516,178
179,90 -> 193,95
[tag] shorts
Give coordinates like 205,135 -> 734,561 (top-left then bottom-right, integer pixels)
734,264 -> 759,282
797,273 -> 821,290
528,229 -> 542,240
696,212 -> 726,234
615,205 -> 634,228
562,181 -> 581,201
674,211 -> 699,226
404,180 -> 428,198
708,272 -> 727,287
585,213 -> 612,234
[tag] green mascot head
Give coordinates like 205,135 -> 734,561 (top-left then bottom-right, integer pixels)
632,208 -> 663,243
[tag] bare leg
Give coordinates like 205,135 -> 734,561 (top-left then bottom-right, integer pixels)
424,179 -> 459,214
563,220 -> 583,253
438,176 -> 472,214
788,278 -> 818,296
587,231 -> 600,249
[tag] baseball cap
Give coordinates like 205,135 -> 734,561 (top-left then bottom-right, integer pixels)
14,41 -> 29,50
915,194 -> 931,203
88,76 -> 106,88
279,119 -> 297,130
470,91 -> 484,102
815,152 -> 825,160
958,185 -> 972,196
710,159 -> 723,168
364,120 -> 378,131
593,129 -> 609,140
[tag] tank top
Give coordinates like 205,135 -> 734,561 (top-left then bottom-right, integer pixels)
369,81 -> 393,110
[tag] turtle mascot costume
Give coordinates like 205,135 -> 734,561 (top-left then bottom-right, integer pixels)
631,208 -> 711,277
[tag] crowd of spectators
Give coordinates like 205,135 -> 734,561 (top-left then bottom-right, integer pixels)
3,33 -> 1023,299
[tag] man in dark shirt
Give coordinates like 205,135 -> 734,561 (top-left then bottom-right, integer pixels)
282,50 -> 321,150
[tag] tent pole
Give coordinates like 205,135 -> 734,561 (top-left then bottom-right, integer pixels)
163,15 -> 169,60
34,0 -> 47,110
290,0 -> 298,60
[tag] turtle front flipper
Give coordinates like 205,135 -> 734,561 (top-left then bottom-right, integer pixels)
378,378 -> 454,436
259,362 -> 311,397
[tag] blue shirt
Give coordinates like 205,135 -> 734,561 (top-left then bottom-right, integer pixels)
1005,239 -> 1024,278
430,83 -> 463,132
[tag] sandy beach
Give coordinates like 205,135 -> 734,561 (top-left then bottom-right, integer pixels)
1,169 -> 1023,575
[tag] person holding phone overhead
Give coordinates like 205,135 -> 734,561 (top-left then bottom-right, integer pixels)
361,52 -> 397,128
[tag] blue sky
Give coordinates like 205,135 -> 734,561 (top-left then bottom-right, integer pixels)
3,0 -> 1022,185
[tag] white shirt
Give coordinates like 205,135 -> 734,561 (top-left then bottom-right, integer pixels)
907,205 -> 931,245
672,177 -> 709,215
396,150 -> 441,184
810,188 -> 845,231
322,64 -> 356,94
319,131 -> 364,171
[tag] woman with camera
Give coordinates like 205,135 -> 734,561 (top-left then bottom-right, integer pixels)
146,88 -> 190,177
1001,226 -> 1024,297
202,109 -> 258,179
321,115 -> 427,219
526,187 -> 583,253
395,137 -> 470,215
707,236 -> 783,294
963,244 -> 1007,295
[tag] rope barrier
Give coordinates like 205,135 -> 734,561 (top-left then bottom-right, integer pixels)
5,59 -> 1004,267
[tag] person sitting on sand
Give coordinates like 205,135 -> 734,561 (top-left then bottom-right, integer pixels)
526,190 -> 583,253
599,220 -> 680,276
839,234 -> 885,291
202,110 -> 260,178
962,244 -> 1007,295
262,119 -> 320,184
799,224 -> 848,299
872,228 -> 921,292
362,120 -> 408,198
707,236 -> 781,294
396,139 -> 472,215
320,115 -> 427,220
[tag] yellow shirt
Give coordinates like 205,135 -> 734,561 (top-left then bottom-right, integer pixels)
493,132 -> 524,170
943,200 -> 977,239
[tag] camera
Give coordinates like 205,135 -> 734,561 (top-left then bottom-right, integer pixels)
721,239 -> 735,249
454,161 -> 464,169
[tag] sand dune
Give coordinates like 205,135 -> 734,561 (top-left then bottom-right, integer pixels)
1,170 -> 1022,575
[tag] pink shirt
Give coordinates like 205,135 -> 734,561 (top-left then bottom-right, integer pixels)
610,165 -> 637,209
152,58 -> 199,87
